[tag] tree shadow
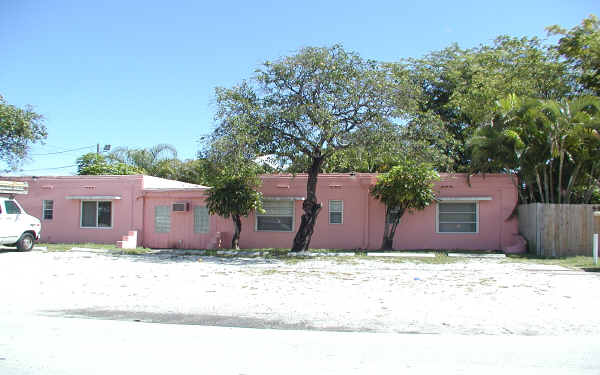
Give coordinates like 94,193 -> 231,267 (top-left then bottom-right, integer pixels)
110,252 -> 286,266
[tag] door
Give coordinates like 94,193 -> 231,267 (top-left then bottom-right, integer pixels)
0,199 -> 23,243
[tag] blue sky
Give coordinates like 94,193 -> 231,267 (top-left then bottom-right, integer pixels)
1,0 -> 598,175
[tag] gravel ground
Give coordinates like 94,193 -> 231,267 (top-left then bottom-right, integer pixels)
2,249 -> 600,335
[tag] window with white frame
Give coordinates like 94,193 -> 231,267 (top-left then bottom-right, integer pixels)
194,206 -> 210,233
43,200 -> 54,220
329,200 -> 343,224
155,205 -> 171,233
81,201 -> 112,228
437,202 -> 477,233
256,199 -> 294,232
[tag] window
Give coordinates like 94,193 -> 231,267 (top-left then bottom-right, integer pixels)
194,206 -> 210,233
81,201 -> 112,228
437,202 -> 477,233
329,200 -> 343,224
256,200 -> 294,232
4,200 -> 21,214
155,205 -> 171,233
43,200 -> 54,220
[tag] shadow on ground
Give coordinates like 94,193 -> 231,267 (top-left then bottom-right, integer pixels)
43,308 -> 381,333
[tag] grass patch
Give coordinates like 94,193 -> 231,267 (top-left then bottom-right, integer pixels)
38,243 -> 149,254
357,252 -> 462,264
505,254 -> 600,271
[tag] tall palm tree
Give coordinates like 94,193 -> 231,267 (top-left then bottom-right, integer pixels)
108,144 -> 178,177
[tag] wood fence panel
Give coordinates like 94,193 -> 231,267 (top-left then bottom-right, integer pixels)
518,204 -> 598,257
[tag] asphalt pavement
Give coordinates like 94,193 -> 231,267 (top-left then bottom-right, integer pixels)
1,314 -> 599,375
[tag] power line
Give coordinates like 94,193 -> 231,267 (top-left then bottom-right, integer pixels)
19,164 -> 78,172
30,145 -> 96,156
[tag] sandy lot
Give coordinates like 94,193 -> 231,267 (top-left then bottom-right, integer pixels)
1,249 -> 600,335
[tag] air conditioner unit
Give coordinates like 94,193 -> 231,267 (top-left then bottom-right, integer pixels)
172,202 -> 190,212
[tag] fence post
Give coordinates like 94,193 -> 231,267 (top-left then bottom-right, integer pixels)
594,212 -> 600,265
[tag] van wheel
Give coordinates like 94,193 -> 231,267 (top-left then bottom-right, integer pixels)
17,233 -> 35,251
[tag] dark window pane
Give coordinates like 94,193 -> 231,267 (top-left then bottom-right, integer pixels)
257,216 -> 293,231
329,212 -> 342,224
81,202 -> 97,227
439,212 -> 476,222
5,200 -> 21,214
97,202 -> 112,227
43,200 -> 53,220
439,223 -> 476,233
439,203 -> 475,213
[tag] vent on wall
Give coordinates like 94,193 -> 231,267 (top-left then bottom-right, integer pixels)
172,202 -> 190,212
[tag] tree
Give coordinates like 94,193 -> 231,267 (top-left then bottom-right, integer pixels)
370,160 -> 439,249
108,144 -> 178,178
404,36 -> 570,171
213,45 -> 403,251
76,153 -> 144,175
548,15 -> 600,95
468,95 -> 600,203
0,95 -> 47,171
205,172 -> 263,250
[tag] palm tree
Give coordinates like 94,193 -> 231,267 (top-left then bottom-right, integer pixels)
468,95 -> 600,203
108,144 -> 178,178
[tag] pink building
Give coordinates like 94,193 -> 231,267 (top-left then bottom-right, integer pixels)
3,173 -> 526,252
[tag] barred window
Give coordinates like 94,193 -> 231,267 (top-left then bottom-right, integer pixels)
194,206 -> 210,233
437,202 -> 477,233
154,205 -> 171,233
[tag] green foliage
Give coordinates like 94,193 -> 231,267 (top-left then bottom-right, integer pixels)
370,161 -> 440,215
213,45 -> 400,166
468,95 -> 600,203
107,144 -> 179,178
205,174 -> 264,219
0,95 -> 47,171
76,153 -> 144,175
370,160 -> 439,249
404,36 -> 571,171
548,15 -> 600,95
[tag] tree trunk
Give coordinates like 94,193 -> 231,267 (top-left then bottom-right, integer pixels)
565,162 -> 582,204
291,157 -> 323,252
584,164 -> 598,203
381,208 -> 404,250
549,160 -> 554,203
535,168 -> 545,203
544,167 -> 550,204
231,214 -> 241,250
558,149 -> 565,204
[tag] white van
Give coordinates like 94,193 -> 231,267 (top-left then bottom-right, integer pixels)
0,182 -> 42,251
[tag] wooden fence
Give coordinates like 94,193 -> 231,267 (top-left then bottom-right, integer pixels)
518,204 -> 600,257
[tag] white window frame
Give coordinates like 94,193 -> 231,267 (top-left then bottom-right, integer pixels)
194,206 -> 210,234
255,199 -> 295,232
80,200 -> 113,229
43,200 -> 54,220
328,200 -> 343,225
436,201 -> 479,234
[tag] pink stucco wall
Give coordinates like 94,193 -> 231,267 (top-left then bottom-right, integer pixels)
3,175 -> 146,244
3,173 -> 523,251
236,173 -> 521,251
